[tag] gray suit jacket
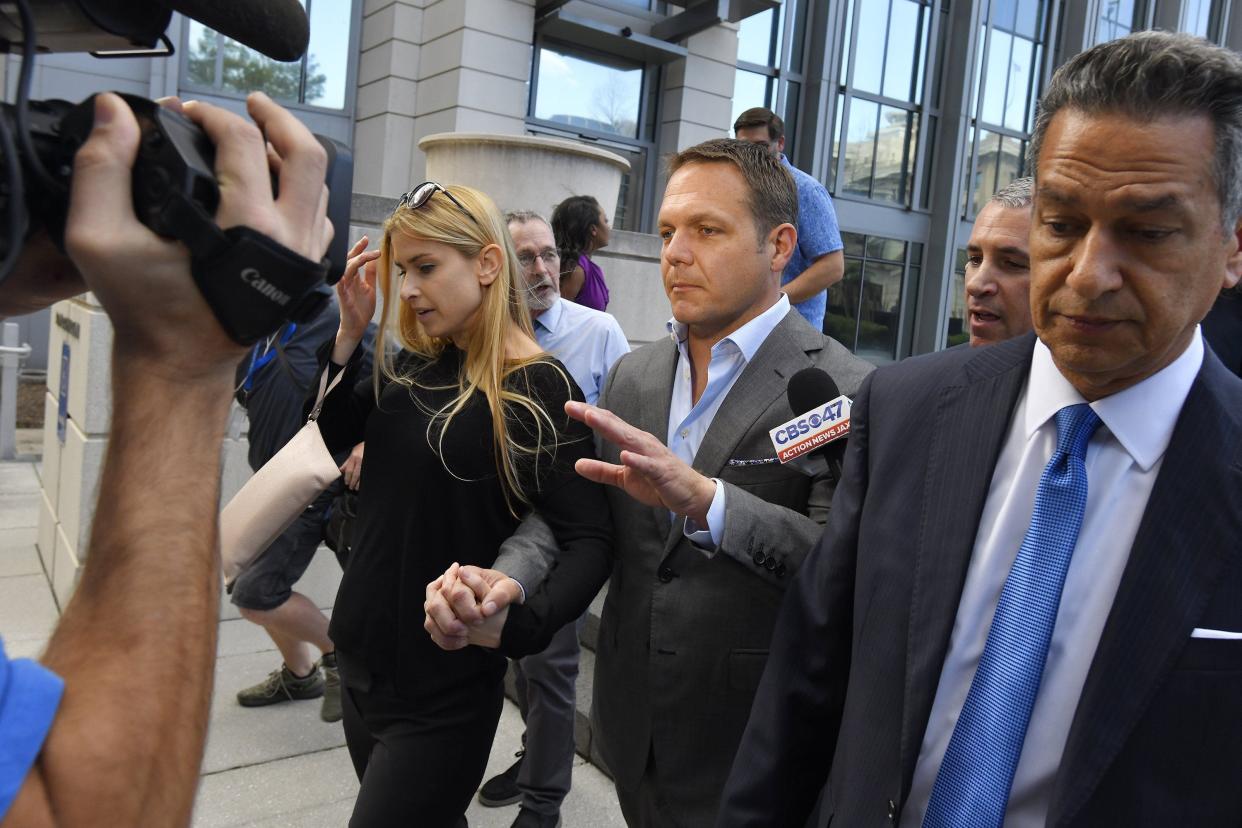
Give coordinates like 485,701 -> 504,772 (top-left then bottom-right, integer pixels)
590,310 -> 872,825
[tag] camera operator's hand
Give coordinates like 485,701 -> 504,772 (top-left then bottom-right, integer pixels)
0,231 -> 87,318
64,91 -> 333,382
16,92 -> 335,828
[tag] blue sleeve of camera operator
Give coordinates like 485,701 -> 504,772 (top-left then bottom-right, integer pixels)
0,637 -> 63,821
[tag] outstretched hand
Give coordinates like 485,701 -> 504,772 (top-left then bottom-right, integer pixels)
565,400 -> 716,524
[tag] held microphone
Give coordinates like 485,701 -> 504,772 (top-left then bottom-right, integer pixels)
767,367 -> 852,478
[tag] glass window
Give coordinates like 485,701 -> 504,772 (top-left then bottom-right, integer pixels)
830,231 -> 917,362
832,0 -> 932,207
872,106 -> 918,206
1097,0 -> 1141,43
610,144 -> 648,233
185,20 -> 216,87
857,261 -> 904,360
732,70 -> 772,128
738,9 -> 779,66
842,98 -> 880,197
826,257 -> 863,350
1180,0 -> 1215,37
974,129 -> 999,214
852,0 -> 888,95
183,0 -> 353,110
945,248 -> 970,348
962,0 -> 1046,219
534,46 -> 643,139
1015,0 -> 1042,38
1005,35 -> 1034,132
980,29 -> 1011,126
305,0 -> 351,108
883,0 -> 923,103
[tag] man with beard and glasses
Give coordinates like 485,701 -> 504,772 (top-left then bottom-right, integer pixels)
472,211 -> 628,828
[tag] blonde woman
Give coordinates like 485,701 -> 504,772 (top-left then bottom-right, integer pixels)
314,183 -> 612,826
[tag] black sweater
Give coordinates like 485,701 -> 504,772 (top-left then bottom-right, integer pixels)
312,342 -> 612,697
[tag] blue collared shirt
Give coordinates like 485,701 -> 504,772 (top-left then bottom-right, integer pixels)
782,155 -> 843,331
532,298 -> 630,406
0,637 -> 63,820
668,295 -> 791,547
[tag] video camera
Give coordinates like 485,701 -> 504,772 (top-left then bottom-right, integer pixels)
0,0 -> 353,344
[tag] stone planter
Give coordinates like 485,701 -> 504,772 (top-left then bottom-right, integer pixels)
418,132 -> 630,221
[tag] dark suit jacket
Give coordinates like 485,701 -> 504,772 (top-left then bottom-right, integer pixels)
718,333 -> 1242,827
591,309 -> 872,825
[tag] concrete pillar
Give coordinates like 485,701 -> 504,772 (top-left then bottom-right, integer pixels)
655,23 -> 740,195
353,0 -> 535,198
36,295 -> 250,612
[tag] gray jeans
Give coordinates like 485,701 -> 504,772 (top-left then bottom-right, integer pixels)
512,613 -> 585,815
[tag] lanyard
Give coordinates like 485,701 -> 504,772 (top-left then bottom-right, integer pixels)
240,323 -> 297,394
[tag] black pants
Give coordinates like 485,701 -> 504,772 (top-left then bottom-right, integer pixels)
340,654 -> 504,827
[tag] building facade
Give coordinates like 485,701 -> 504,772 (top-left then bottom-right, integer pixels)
7,0 -> 1242,366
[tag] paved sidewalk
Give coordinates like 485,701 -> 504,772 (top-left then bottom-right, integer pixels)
0,452 -> 626,827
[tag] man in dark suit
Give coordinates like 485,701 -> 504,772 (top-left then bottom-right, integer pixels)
425,139 -> 872,826
719,31 -> 1242,828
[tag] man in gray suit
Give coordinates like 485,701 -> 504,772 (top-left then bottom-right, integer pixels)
426,138 -> 872,826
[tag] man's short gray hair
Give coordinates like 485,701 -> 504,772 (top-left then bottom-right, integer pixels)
505,210 -> 550,229
1029,30 -> 1242,229
991,177 -> 1033,209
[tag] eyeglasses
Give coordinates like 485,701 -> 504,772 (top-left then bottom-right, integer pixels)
396,181 -> 481,227
516,250 -> 560,272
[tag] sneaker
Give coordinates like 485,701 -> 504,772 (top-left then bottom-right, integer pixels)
511,807 -> 561,828
320,652 -> 342,723
478,750 -> 524,807
236,663 -> 324,707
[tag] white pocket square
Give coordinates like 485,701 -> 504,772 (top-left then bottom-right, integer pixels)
1190,628 -> 1242,640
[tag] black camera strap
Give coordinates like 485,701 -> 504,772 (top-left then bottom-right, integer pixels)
178,206 -> 331,346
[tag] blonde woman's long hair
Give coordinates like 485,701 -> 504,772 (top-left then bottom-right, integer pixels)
374,184 -> 569,514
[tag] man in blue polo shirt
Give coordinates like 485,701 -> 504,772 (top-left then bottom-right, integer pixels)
735,107 -> 844,332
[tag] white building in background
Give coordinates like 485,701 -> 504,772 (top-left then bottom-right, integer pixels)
7,0 -> 1242,368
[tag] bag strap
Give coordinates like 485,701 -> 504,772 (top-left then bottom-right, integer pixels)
307,364 -> 348,422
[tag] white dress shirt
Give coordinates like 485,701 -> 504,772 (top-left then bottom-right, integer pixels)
667,295 -> 791,547
901,329 -> 1205,828
532,297 -> 630,406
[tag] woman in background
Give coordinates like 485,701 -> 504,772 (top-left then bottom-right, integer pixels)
315,183 -> 611,826
551,194 -> 611,311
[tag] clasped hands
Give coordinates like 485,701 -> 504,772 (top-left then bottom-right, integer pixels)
424,400 -> 717,652
423,562 -> 523,650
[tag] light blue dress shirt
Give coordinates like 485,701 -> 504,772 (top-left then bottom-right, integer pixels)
668,295 -> 791,547
532,298 -> 630,406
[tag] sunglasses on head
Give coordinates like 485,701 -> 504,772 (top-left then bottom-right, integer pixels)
397,181 -> 482,227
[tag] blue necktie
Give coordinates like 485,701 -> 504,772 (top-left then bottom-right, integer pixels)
923,403 -> 1102,828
